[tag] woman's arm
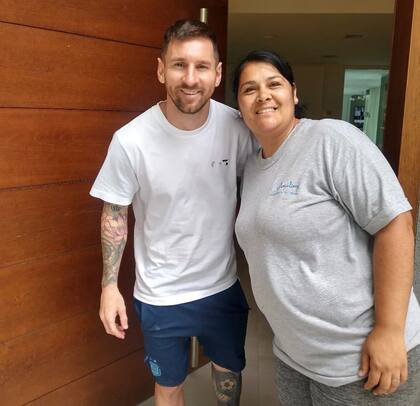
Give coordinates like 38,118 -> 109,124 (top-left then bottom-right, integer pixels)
359,211 -> 414,395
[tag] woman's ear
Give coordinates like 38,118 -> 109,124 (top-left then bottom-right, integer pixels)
293,84 -> 299,105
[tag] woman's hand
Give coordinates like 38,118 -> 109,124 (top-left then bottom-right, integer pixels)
358,326 -> 408,396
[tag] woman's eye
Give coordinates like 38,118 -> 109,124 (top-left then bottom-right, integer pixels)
243,87 -> 255,94
270,81 -> 281,87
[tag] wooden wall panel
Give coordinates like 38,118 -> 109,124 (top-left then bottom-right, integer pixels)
383,0 -> 414,172
0,247 -> 101,342
0,23 -> 164,110
0,0 -> 223,49
398,0 -> 420,223
27,350 -> 154,406
1,183 -> 99,267
0,1 -> 228,404
0,110 -> 138,188
0,309 -> 143,405
0,242 -> 135,343
0,0 -> 228,105
205,0 -> 229,101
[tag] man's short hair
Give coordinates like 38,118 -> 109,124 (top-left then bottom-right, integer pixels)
162,19 -> 219,61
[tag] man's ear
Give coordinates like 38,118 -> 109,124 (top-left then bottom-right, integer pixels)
157,57 -> 165,84
215,61 -> 222,88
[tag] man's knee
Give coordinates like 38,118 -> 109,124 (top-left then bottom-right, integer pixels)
211,363 -> 242,405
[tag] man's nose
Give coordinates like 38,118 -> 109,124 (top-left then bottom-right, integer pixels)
183,66 -> 199,86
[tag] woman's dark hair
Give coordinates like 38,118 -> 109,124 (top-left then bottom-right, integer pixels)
232,50 -> 305,118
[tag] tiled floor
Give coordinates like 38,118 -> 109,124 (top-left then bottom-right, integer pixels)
139,250 -> 278,405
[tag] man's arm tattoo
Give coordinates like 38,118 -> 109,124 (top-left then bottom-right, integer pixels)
100,203 -> 128,287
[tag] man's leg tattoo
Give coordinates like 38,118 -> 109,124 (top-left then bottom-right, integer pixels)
211,364 -> 242,405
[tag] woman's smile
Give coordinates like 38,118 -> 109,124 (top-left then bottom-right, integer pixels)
237,61 -> 298,156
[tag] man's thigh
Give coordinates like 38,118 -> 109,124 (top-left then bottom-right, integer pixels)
197,281 -> 249,373
310,345 -> 420,406
133,299 -> 191,387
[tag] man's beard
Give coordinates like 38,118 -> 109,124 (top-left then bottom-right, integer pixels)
169,89 -> 209,115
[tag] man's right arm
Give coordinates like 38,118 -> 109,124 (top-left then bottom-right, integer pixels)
99,202 -> 129,339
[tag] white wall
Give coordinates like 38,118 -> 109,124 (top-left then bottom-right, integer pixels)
342,95 -> 351,121
293,64 -> 344,119
363,87 -> 381,143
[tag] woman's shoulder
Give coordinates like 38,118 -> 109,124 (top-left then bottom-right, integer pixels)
306,118 -> 374,149
307,118 -> 359,135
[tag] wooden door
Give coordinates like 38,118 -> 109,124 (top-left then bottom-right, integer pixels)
0,1 -> 227,404
384,0 -> 420,223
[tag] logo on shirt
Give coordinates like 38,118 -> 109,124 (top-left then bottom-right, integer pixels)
211,159 -> 230,167
270,180 -> 300,196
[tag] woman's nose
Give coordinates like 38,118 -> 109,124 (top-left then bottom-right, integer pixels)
256,88 -> 271,102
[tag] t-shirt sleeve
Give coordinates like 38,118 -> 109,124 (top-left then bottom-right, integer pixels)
89,133 -> 140,205
326,121 -> 411,235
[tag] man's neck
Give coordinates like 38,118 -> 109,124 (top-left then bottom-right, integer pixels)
160,100 -> 210,131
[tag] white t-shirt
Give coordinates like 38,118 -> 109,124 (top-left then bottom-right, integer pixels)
236,118 -> 420,387
91,99 -> 252,305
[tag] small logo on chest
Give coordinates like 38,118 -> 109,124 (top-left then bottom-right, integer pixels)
211,159 -> 230,167
270,180 -> 300,196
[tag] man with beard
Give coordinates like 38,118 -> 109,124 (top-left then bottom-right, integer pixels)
90,20 -> 252,406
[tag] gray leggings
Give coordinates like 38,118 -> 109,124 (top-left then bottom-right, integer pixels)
275,345 -> 420,406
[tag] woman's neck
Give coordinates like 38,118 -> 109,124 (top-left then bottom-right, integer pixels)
258,118 -> 299,158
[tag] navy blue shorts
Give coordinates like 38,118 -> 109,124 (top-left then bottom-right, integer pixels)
133,280 -> 249,387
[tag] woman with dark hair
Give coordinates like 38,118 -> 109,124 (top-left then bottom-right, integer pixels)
233,50 -> 420,405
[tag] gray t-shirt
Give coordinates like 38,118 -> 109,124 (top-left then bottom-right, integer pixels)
235,118 -> 420,387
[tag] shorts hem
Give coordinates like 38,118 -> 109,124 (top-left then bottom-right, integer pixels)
154,377 -> 187,387
209,356 -> 245,374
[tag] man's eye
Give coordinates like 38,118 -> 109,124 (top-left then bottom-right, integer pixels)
174,62 -> 184,68
197,65 -> 209,70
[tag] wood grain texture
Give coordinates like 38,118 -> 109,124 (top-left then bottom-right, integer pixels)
383,0 -> 414,173
26,350 -> 154,406
0,182 -> 101,267
0,109 -> 139,189
0,0 -> 225,49
398,0 -> 420,223
0,23 -> 165,110
0,1 -> 228,404
0,307 -> 143,405
0,241 -> 135,343
0,246 -> 100,343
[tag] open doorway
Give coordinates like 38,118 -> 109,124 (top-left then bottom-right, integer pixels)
342,69 -> 389,148
226,1 -> 395,125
